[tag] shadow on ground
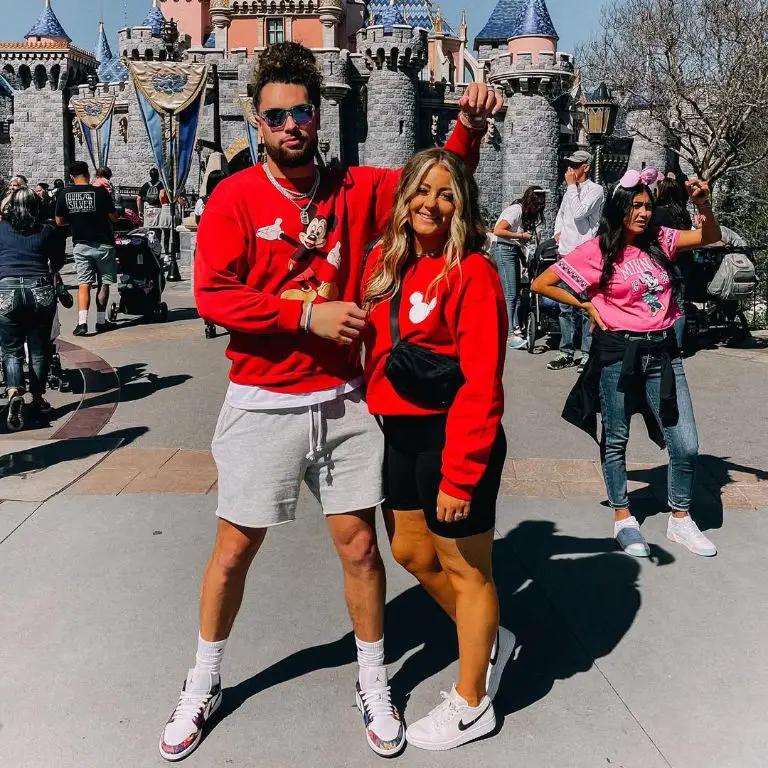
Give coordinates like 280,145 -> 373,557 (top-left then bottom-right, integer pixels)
207,520 -> 674,739
627,454 -> 768,531
0,426 -> 148,480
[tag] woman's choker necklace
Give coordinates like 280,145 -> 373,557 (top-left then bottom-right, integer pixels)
415,245 -> 445,258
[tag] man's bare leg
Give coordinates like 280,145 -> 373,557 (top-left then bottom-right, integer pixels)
326,508 -> 385,641
199,518 -> 268,641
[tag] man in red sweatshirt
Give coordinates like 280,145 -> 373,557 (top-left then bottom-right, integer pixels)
159,42 -> 501,762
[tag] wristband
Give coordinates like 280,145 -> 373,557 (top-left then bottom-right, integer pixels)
303,302 -> 314,333
459,111 -> 488,131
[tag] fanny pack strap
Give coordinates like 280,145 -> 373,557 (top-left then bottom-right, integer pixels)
389,284 -> 403,348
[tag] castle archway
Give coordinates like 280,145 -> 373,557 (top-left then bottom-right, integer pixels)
33,65 -> 47,90
18,65 -> 32,90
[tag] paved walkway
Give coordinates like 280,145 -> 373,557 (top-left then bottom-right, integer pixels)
0,271 -> 767,767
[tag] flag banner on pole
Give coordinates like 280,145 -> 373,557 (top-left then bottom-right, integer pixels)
240,96 -> 260,165
73,95 -> 116,170
128,61 -> 209,201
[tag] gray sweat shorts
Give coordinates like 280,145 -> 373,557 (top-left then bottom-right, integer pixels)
73,243 -> 117,286
212,389 -> 385,528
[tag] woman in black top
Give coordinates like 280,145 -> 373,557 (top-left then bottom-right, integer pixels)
0,188 -> 65,431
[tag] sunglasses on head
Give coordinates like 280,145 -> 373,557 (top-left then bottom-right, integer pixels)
258,103 -> 315,130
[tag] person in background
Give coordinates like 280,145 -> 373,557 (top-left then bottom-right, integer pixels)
653,176 -> 693,347
654,177 -> 693,231
549,151 -> 605,373
533,171 -> 722,559
363,147 -> 514,751
34,182 -> 56,223
93,167 -> 116,203
137,167 -> 166,241
195,171 -> 227,225
0,188 -> 65,430
492,186 -> 545,350
55,161 -> 118,336
2,175 -> 28,215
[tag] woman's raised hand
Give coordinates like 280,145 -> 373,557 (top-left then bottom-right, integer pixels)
685,179 -> 711,206
582,301 -> 607,332
458,83 -> 504,125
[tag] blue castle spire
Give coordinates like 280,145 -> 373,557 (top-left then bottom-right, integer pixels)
142,0 -> 166,37
94,18 -> 128,83
378,0 -> 406,33
26,0 -> 71,42
95,21 -> 113,63
474,0 -> 524,48
510,0 -> 558,40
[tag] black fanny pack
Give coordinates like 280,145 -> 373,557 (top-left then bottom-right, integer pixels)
384,285 -> 464,409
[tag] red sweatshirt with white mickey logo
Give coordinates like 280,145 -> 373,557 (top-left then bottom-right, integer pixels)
194,120 -> 483,393
363,245 -> 508,500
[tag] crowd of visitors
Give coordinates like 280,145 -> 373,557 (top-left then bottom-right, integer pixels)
0,159 -> 184,431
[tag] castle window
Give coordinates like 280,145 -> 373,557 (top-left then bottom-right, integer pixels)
267,18 -> 284,45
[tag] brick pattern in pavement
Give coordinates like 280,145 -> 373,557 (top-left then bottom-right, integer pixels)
63,450 -> 768,509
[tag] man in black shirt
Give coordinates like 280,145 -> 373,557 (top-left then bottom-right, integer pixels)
55,161 -> 118,336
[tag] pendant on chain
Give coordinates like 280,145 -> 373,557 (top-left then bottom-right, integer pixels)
301,210 -> 310,225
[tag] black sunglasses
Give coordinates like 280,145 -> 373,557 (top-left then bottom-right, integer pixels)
258,103 -> 315,130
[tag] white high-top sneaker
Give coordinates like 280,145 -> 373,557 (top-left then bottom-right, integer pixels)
355,666 -> 406,757
159,668 -> 222,762
406,685 -> 496,751
486,626 -> 516,700
667,514 -> 717,556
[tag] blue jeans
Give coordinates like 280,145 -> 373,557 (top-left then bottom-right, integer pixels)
599,355 -> 698,511
493,242 -> 521,331
559,303 -> 592,355
0,277 -> 56,395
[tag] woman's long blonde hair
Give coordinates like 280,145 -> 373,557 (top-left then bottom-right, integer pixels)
364,147 -> 487,307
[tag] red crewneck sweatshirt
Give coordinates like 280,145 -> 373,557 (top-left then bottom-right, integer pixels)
363,245 -> 508,500
194,120 -> 483,393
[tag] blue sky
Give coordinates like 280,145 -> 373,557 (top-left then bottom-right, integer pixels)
1,0 -> 604,55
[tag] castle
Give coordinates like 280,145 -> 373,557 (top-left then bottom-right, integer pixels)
0,0 -> 663,228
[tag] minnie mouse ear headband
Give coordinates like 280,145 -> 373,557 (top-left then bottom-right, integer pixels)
613,167 -> 658,196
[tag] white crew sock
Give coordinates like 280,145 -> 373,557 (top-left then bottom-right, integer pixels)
356,636 -> 385,688
195,634 -> 227,679
78,310 -> 88,325
97,311 -> 106,324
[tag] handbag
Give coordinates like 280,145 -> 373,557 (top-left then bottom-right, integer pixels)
384,284 -> 464,409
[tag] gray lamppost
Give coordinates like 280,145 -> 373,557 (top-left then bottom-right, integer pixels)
584,82 -> 619,185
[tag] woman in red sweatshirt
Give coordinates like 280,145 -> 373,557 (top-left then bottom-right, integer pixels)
363,147 -> 513,751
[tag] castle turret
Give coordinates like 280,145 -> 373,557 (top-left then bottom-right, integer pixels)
484,0 -> 573,229
25,0 -> 71,45
210,0 -> 233,51
1,0 -> 98,180
356,5 -> 427,168
119,0 -> 169,62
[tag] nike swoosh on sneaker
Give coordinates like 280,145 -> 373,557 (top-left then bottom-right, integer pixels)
457,702 -> 491,732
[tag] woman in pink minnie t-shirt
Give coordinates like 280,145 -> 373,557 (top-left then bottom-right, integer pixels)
532,172 -> 722,560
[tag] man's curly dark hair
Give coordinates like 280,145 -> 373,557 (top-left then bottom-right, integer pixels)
253,42 -> 323,110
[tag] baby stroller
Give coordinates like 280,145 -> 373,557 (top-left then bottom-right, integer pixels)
523,237 -> 562,353
109,217 -> 169,324
681,244 -> 762,350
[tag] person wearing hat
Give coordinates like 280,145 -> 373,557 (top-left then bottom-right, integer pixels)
549,150 -> 605,372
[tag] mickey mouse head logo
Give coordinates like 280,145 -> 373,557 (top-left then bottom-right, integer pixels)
408,291 -> 437,324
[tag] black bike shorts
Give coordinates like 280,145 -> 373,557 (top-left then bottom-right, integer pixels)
381,413 -> 507,539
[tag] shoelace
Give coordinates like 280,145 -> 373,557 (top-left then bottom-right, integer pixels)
674,516 -> 706,541
429,692 -> 463,728
360,684 -> 396,721
169,690 -> 212,724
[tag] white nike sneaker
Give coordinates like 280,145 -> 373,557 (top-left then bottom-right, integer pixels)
406,685 -> 496,751
667,514 -> 717,556
486,626 -> 516,700
159,668 -> 222,762
356,666 -> 406,757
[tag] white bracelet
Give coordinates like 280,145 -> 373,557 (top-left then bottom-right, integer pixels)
303,302 -> 314,333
